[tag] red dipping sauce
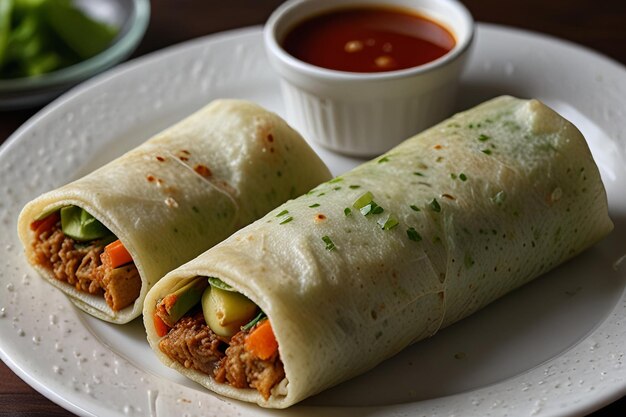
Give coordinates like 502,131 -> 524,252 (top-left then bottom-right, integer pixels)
282,6 -> 456,73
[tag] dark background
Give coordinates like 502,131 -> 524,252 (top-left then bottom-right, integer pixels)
1,0 -> 625,415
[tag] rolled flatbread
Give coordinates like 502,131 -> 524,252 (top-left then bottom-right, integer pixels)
144,96 -> 612,407
17,99 -> 331,323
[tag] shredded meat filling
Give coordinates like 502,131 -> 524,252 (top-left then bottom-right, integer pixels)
214,327 -> 285,400
159,312 -> 227,375
160,313 -> 285,400
31,219 -> 140,311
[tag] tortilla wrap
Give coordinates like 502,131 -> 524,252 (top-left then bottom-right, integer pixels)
17,99 -> 331,323
144,96 -> 612,407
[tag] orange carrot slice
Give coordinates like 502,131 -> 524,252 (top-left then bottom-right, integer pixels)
244,319 -> 278,360
103,239 -> 133,269
153,311 -> 170,337
30,212 -> 60,233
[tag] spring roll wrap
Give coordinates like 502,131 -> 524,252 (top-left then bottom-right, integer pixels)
17,99 -> 331,323
144,96 -> 612,407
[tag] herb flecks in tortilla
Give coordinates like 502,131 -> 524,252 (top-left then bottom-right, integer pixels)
276,210 -> 289,217
276,209 -> 293,224
353,191 -> 374,209
429,199 -> 441,213
407,227 -> 422,242
279,216 -> 294,225
361,201 -> 384,216
378,215 -> 399,230
322,236 -> 336,251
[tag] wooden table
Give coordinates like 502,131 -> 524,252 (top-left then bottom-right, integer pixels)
1,0 -> 625,415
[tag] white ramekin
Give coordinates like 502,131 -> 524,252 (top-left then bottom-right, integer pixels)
264,0 -> 475,157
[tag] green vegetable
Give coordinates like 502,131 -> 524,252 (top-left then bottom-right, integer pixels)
407,227 -> 422,242
378,215 -> 399,230
360,201 -> 384,216
322,235 -> 335,251
158,279 -> 209,327
276,209 -> 289,217
208,276 -> 234,291
43,0 -> 117,59
429,199 -> 441,213
0,0 -> 13,66
279,216 -> 293,224
60,205 -> 111,242
0,0 -> 118,79
241,310 -> 267,332
344,207 -> 351,216
202,285 -> 258,338
352,191 -> 374,209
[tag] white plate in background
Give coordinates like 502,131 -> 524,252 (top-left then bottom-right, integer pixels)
0,24 -> 625,416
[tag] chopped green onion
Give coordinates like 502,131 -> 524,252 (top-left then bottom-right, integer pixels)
407,227 -> 422,242
459,173 -> 468,181
208,277 -> 234,291
344,207 -> 352,216
333,186 -> 341,191
360,203 -> 373,216
279,216 -> 293,225
353,191 -> 374,209
491,190 -> 507,205
276,209 -> 289,217
361,201 -> 383,216
478,134 -> 491,142
410,205 -> 421,212
413,172 -> 425,177
429,199 -> 441,212
322,235 -> 336,251
328,177 -> 343,183
309,203 -> 320,208
378,156 -> 390,163
349,185 -> 361,189
450,173 -> 457,179
241,311 -> 267,331
481,149 -> 492,155
378,215 -> 399,230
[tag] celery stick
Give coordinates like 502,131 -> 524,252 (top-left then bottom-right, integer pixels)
24,51 -> 62,76
44,1 -> 117,59
0,0 -> 13,67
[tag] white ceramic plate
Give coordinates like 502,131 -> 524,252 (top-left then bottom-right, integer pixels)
1,24 -> 625,417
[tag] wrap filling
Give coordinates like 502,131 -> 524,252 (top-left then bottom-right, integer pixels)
30,206 -> 140,310
154,277 -> 285,400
